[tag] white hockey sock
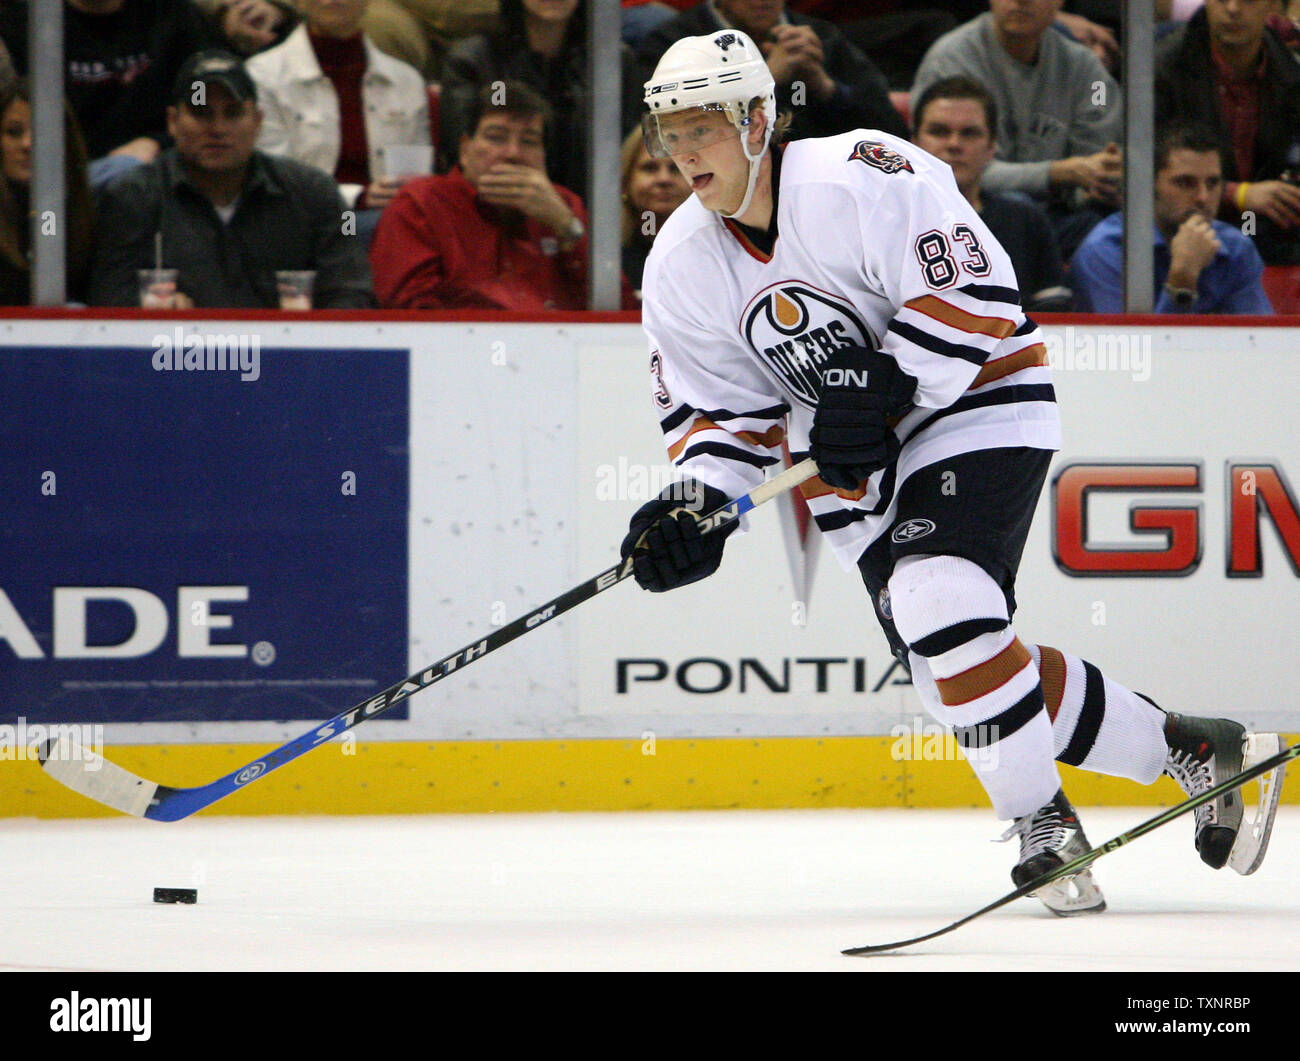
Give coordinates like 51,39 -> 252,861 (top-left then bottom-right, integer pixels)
907,639 -> 1061,821
1030,644 -> 1168,785
890,555 -> 1060,820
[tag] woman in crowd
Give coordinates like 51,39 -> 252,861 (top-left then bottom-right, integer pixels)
0,80 -> 95,305
618,126 -> 688,298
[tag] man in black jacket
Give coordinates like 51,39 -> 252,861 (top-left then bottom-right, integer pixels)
1155,1 -> 1300,265
88,51 -> 373,309
635,0 -> 908,143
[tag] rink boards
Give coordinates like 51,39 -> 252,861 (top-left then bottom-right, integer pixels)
2,312 -> 1296,815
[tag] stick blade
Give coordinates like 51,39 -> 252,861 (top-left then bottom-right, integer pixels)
842,935 -> 935,957
842,943 -> 894,957
38,735 -> 158,818
1228,734 -> 1288,875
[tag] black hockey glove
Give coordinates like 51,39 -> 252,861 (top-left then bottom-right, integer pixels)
808,345 -> 917,491
619,480 -> 737,592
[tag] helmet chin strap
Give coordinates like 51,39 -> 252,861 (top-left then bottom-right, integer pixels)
721,118 -> 770,221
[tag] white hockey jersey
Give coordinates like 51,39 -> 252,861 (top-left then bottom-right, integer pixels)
640,129 -> 1061,570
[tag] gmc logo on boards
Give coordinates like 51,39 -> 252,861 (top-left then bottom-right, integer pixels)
1052,462 -> 1300,577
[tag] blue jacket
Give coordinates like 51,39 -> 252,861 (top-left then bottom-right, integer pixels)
1071,211 -> 1273,314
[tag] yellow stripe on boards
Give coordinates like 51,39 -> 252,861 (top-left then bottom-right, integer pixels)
8,736 -> 1295,817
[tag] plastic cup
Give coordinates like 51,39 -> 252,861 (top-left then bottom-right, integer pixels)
276,270 -> 316,310
380,144 -> 433,179
138,269 -> 180,309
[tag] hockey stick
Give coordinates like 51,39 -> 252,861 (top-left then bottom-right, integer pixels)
36,459 -> 820,821
843,738 -> 1298,956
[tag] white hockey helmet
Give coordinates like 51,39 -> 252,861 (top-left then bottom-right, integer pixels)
642,30 -> 777,218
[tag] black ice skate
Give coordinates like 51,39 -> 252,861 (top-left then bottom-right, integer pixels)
1162,711 -> 1287,874
1001,789 -> 1106,916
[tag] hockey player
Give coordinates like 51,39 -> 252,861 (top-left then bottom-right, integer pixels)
621,30 -> 1284,913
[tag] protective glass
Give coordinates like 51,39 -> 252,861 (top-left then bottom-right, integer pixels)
642,105 -> 740,159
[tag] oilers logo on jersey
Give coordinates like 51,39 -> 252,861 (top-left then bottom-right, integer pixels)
740,281 -> 879,409
848,140 -> 914,175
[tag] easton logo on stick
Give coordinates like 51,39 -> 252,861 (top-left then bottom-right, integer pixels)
848,140 -> 914,175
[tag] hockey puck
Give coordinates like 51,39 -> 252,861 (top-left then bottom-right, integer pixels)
152,887 -> 197,904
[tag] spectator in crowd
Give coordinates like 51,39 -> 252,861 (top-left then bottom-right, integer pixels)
440,1 -> 644,203
637,0 -> 909,143
0,0 -> 216,191
89,50 -> 373,308
1269,4 -> 1300,54
0,38 -> 13,93
786,1 -> 960,91
378,0 -> 499,81
1053,8 -> 1119,71
191,0 -> 298,58
372,80 -> 629,310
0,80 -> 96,305
911,0 -> 1123,261
1070,122 -> 1273,314
619,125 -> 689,296
912,76 -> 1071,311
1158,1 -> 1300,70
622,1 -> 694,47
351,0 -> 437,78
1155,0 -> 1300,265
245,0 -> 430,246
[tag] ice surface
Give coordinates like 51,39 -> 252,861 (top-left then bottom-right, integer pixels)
4,807 -> 1299,972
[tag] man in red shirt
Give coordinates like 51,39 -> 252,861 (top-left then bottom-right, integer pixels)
370,80 -> 602,310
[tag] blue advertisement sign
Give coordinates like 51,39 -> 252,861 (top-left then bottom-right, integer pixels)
0,339 -> 409,724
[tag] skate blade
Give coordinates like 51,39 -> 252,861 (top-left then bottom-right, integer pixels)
1030,869 -> 1107,917
1227,733 -> 1287,876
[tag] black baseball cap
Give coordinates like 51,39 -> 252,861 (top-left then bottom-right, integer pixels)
173,50 -> 258,106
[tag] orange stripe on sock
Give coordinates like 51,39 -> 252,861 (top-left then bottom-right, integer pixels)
935,637 -> 1033,707
1036,644 -> 1067,721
